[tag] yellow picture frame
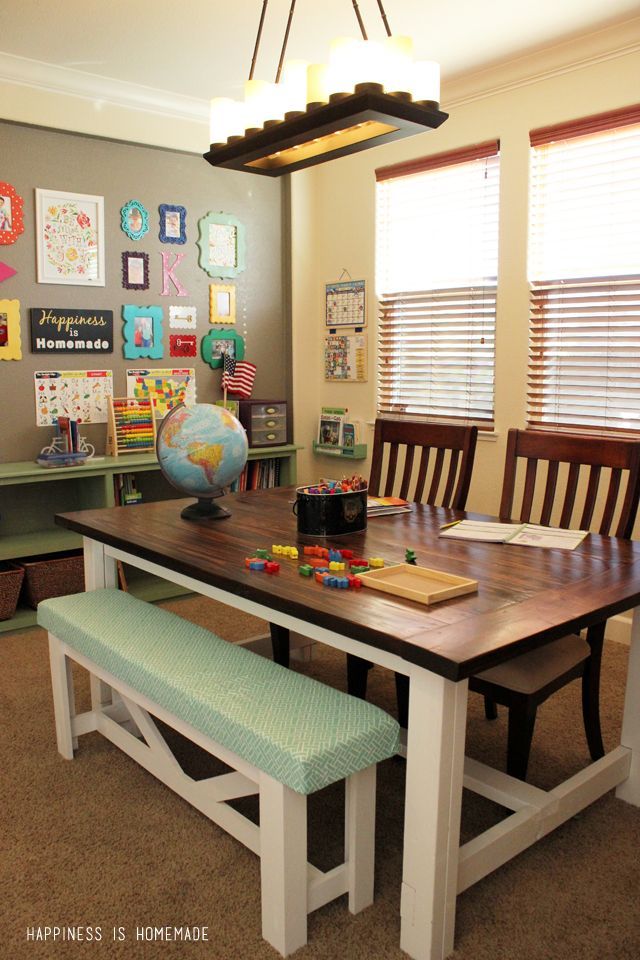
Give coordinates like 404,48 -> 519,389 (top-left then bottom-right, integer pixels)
0,298 -> 22,360
209,283 -> 236,325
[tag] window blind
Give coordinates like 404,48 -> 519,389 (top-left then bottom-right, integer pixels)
528,109 -> 640,434
376,143 -> 499,426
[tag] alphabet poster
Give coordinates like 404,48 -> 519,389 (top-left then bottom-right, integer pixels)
34,370 -> 113,426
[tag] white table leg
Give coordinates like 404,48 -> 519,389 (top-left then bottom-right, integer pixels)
83,536 -> 117,710
400,667 -> 468,960
616,606 -> 640,805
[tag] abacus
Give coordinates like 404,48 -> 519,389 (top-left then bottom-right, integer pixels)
106,396 -> 157,456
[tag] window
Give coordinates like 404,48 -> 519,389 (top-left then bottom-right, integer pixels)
528,106 -> 640,435
375,142 -> 499,427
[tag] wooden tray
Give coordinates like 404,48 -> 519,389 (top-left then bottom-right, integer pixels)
358,563 -> 478,605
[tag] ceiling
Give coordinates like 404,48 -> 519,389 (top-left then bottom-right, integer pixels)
1,0 -> 638,103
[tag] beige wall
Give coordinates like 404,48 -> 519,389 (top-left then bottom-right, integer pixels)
289,27 -> 640,521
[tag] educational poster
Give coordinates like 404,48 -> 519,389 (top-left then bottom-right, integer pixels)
126,368 -> 196,417
324,334 -> 367,382
325,280 -> 366,327
34,370 -> 113,426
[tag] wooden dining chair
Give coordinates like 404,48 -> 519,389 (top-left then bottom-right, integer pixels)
347,419 -> 478,723
469,428 -> 640,780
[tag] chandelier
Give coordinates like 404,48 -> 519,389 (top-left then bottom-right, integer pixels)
204,0 -> 448,177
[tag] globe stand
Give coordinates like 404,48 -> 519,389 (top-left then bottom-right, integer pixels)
180,494 -> 231,522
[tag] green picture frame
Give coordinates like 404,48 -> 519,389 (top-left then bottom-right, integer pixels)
197,212 -> 246,278
201,328 -> 245,369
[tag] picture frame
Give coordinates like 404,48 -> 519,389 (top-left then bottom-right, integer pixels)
209,283 -> 236,324
35,188 -> 105,286
197,212 -> 246,279
121,251 -> 149,290
159,204 -> 186,244
122,305 -> 163,360
201,328 -> 245,369
0,182 -> 25,245
0,299 -> 22,360
120,199 -> 149,241
168,305 -> 197,329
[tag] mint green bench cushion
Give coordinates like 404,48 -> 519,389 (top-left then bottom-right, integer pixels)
38,589 -> 400,794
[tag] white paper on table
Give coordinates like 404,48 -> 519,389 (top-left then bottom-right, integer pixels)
507,524 -> 588,550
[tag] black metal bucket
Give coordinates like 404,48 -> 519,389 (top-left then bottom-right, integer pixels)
293,485 -> 367,538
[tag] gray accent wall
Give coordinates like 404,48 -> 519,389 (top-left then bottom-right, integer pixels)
0,121 -> 289,462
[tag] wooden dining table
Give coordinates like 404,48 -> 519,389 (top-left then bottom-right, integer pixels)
56,486 -> 640,960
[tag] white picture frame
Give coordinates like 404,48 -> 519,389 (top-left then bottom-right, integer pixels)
35,188 -> 105,286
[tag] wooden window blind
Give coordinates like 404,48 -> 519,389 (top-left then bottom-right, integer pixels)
375,143 -> 499,426
528,109 -> 640,435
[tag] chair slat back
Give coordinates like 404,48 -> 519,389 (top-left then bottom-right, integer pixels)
369,419 -> 478,510
499,429 -> 640,538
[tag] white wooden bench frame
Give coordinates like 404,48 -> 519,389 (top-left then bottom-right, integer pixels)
48,631 -> 378,957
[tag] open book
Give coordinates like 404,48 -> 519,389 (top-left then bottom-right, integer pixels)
439,519 -> 587,550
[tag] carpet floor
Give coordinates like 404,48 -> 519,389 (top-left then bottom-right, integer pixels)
1,593 -> 639,959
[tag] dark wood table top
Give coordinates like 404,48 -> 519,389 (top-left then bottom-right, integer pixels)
56,487 -> 640,682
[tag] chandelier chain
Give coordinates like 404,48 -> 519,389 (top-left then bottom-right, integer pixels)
249,0 -> 394,83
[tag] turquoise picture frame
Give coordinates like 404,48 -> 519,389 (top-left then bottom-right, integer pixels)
121,199 -> 149,241
201,328 -> 245,369
197,212 -> 246,278
122,305 -> 163,359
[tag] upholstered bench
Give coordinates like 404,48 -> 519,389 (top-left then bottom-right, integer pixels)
38,589 -> 399,956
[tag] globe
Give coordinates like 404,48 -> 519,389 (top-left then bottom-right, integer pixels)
156,403 -> 248,521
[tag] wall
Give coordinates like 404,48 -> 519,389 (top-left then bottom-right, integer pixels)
289,21 -> 640,505
0,121 -> 288,462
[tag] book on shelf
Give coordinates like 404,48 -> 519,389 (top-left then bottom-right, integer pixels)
439,519 -> 587,550
367,496 -> 412,517
318,406 -> 347,448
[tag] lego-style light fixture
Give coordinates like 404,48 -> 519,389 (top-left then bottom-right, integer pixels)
204,0 -> 448,177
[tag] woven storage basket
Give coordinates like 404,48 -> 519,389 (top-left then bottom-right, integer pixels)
0,562 -> 25,621
18,550 -> 85,609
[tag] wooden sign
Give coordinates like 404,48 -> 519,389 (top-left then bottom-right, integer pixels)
30,307 -> 113,353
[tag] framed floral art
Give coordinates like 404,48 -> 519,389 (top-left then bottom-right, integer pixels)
36,188 -> 105,286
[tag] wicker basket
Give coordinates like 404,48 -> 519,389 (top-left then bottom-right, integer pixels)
18,550 -> 85,610
0,562 -> 25,621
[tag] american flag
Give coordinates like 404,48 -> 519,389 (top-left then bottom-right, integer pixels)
221,352 -> 257,399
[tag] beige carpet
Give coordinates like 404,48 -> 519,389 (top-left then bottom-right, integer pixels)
1,594 -> 639,960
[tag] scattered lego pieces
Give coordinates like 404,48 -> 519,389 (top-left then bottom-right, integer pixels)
328,549 -> 343,562
405,549 -> 417,565
329,560 -> 346,571
369,557 -> 385,568
264,561 -> 280,574
272,545 -> 298,558
255,548 -> 272,560
303,545 -> 329,558
350,565 -> 369,574
249,559 -> 266,571
298,564 -> 313,577
350,557 -> 368,568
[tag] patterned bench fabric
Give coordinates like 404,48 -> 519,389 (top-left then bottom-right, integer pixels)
38,590 -> 400,794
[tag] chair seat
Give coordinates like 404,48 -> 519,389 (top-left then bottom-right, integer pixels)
473,633 -> 590,696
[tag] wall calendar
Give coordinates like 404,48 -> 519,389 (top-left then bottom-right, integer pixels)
325,279 -> 366,327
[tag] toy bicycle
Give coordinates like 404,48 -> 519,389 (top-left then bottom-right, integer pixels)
39,434 -> 95,459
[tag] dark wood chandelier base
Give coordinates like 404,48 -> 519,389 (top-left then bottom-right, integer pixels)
203,84 -> 448,177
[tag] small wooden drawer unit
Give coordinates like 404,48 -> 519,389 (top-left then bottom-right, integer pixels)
239,400 -> 288,447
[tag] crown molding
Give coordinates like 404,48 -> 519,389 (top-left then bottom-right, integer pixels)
442,17 -> 640,109
0,52 -> 208,124
1,17 -> 639,144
